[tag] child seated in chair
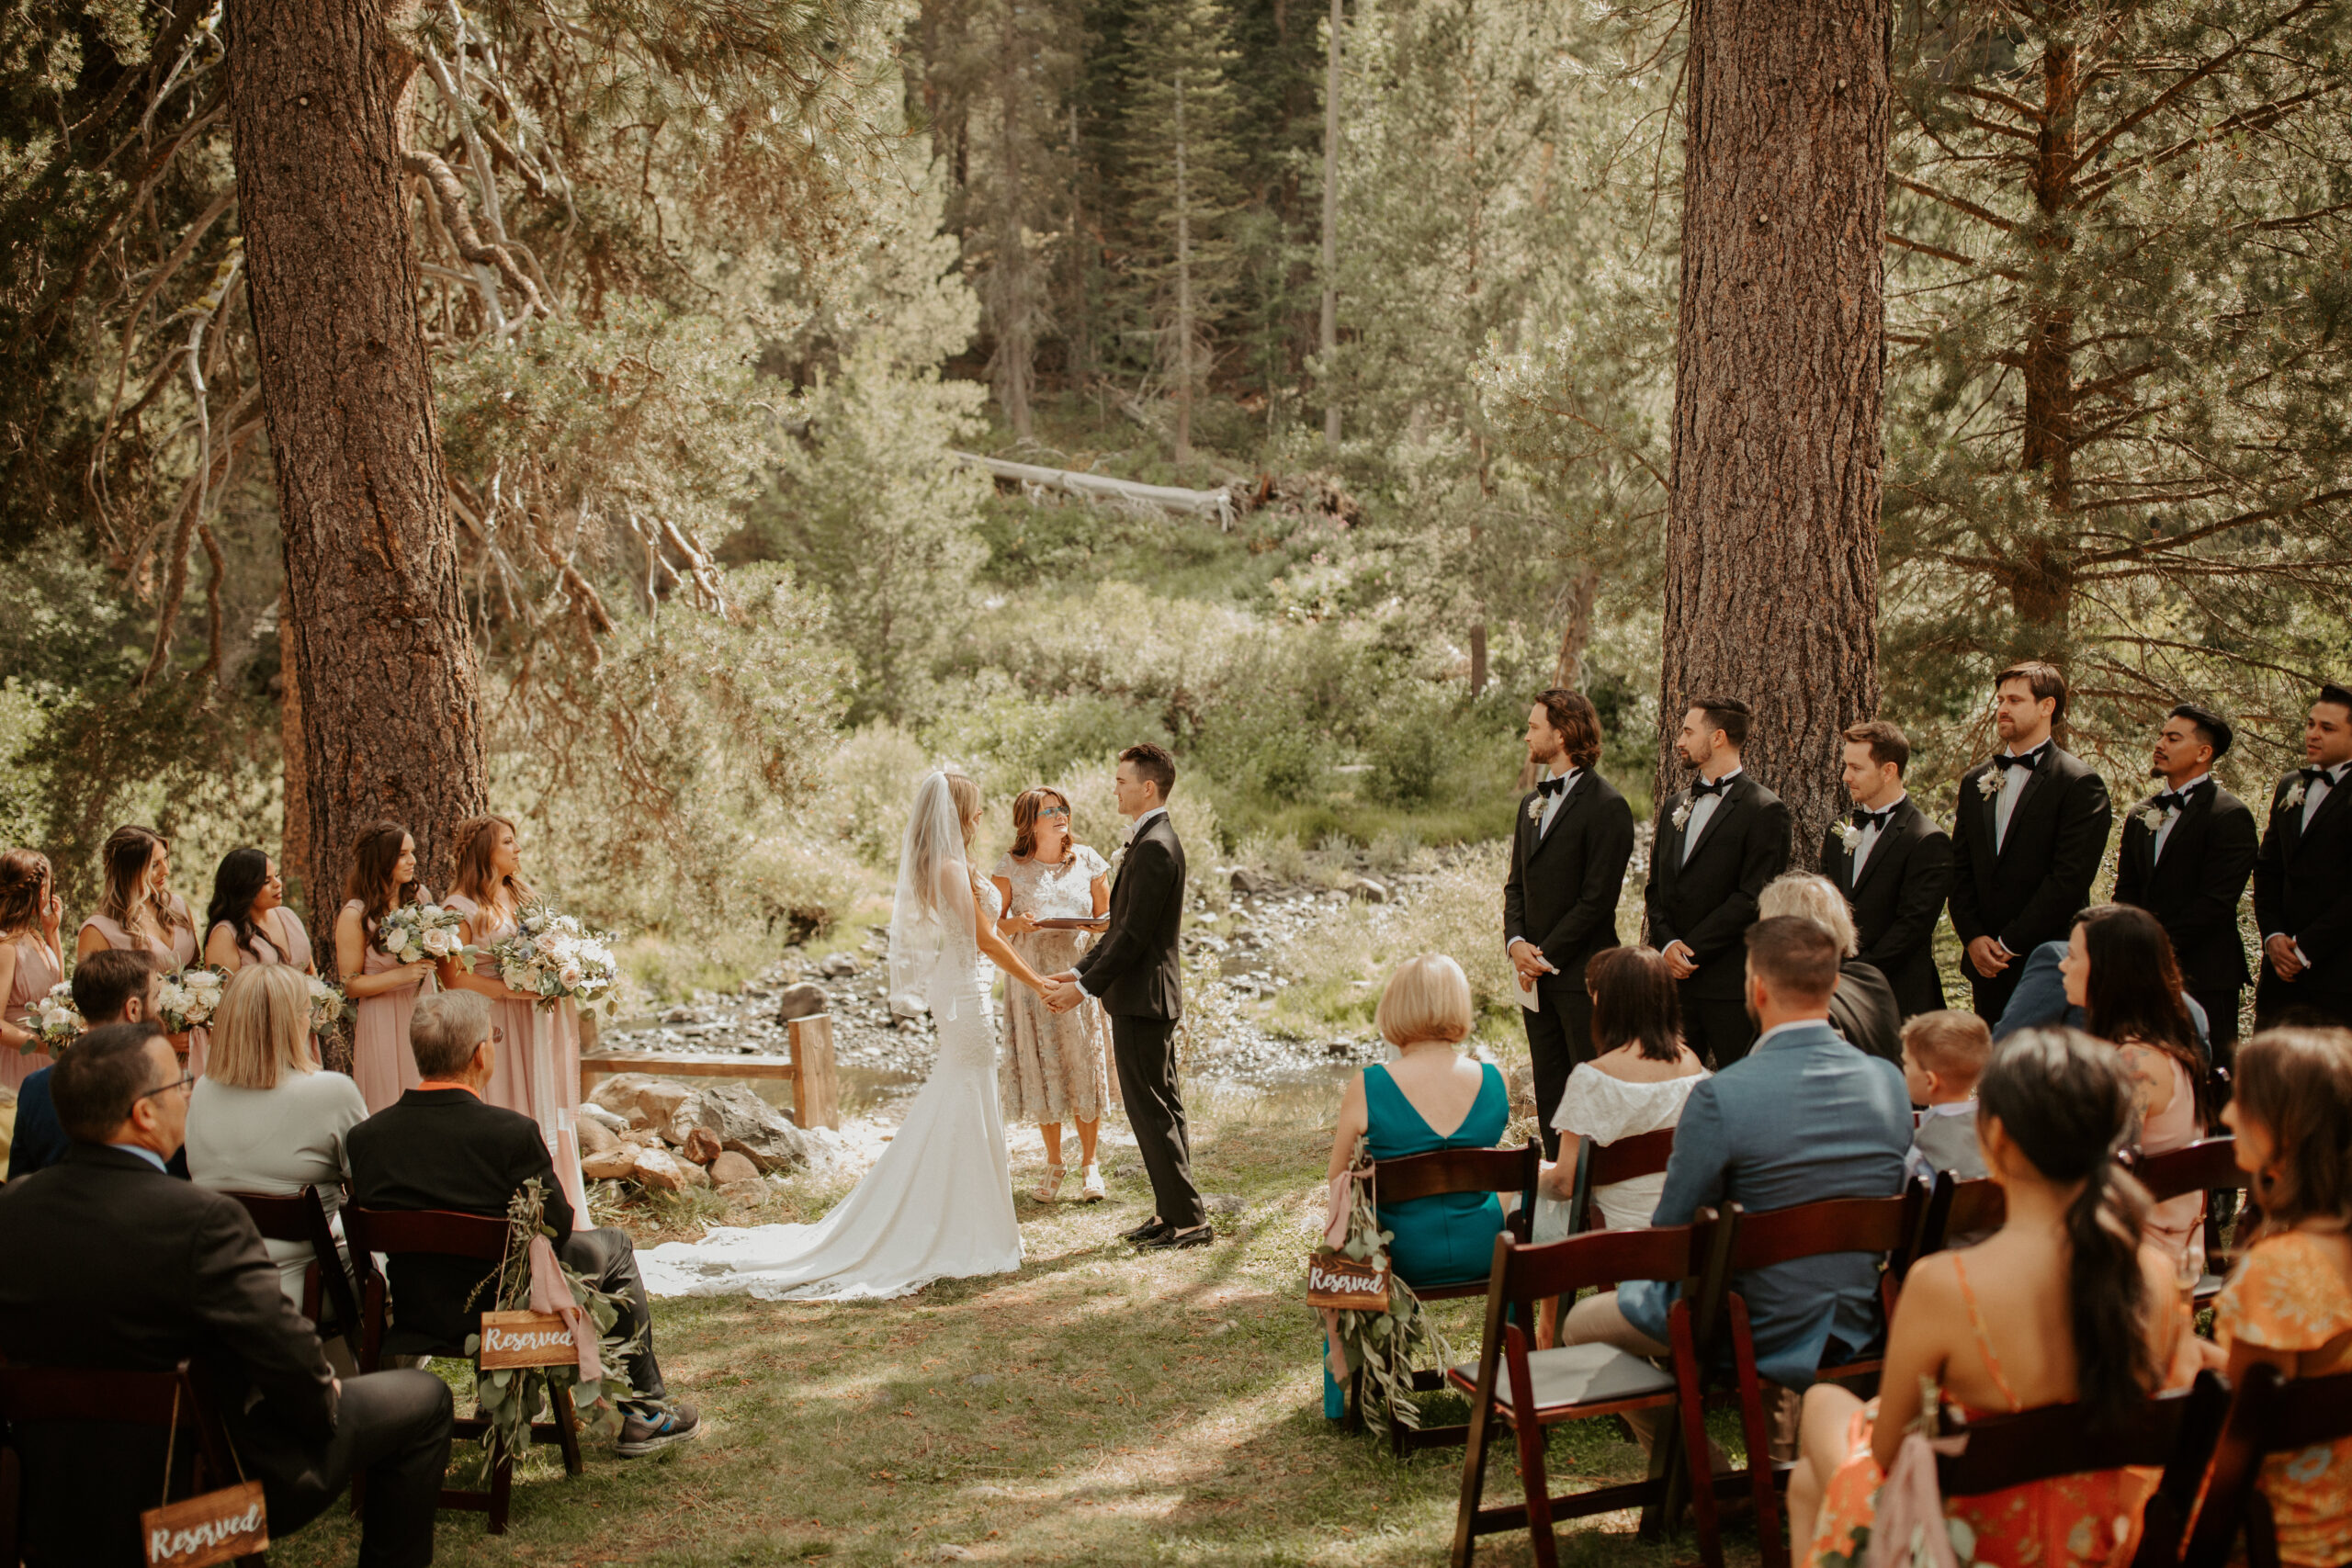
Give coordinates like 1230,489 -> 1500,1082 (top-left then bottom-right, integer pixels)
1901,1010 -> 1992,1185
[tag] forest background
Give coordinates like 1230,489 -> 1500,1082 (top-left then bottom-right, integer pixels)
2,0 -> 2347,1027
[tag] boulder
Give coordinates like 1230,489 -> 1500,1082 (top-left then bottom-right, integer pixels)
633,1146 -> 688,1193
588,1073 -> 691,1133
581,1145 -> 639,1182
1347,876 -> 1390,904
678,1156 -> 711,1190
622,1127 -> 667,1150
577,1116 -> 621,1158
707,1150 -> 762,1188
1229,866 -> 1268,895
681,1127 -> 724,1167
700,1083 -> 810,1174
820,952 -> 860,978
775,982 -> 828,1023
586,1072 -> 659,1118
579,1101 -> 629,1135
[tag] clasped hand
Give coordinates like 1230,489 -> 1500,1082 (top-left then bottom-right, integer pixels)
1507,941 -> 1555,986
1039,971 -> 1085,1013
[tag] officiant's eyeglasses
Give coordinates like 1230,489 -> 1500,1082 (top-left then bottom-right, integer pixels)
1037,806 -> 1069,818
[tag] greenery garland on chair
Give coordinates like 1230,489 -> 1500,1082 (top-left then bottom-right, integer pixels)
460,1179 -> 636,1475
1329,1138 -> 1451,1438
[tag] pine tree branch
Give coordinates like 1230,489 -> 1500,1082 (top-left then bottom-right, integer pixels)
2070,1 -> 2328,174
1893,174 -> 2017,234
401,151 -> 549,323
2073,488 -> 2352,567
1950,82 -> 2046,124
2069,85 -> 2334,209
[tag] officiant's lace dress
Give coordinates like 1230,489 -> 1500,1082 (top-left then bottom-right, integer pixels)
638,874 -> 1022,1302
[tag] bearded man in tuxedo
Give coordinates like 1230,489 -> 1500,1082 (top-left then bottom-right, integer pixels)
2114,704 -> 2256,1058
2254,683 -> 2352,1031
1822,720 -> 1952,1019
1502,688 -> 1635,1155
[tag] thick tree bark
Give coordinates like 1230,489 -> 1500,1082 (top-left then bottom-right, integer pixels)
229,0 -> 486,911
1657,0 -> 1889,868
1319,0 -> 1341,452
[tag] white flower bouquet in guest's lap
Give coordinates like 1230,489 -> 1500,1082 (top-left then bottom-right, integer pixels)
483,901 -> 621,1015
378,902 -> 467,965
306,975 -> 354,1034
156,966 -> 228,1032
21,981 -> 81,1053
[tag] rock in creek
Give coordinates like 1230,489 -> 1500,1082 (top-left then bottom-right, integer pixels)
775,981 -> 829,1022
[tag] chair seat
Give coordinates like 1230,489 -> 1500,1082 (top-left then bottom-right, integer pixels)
1446,1342 -> 1677,1413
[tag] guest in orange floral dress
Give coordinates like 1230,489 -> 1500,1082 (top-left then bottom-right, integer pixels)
1792,1028 -> 2190,1568
2211,1026 -> 2352,1568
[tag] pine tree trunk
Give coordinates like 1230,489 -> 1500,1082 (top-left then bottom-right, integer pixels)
228,0 -> 487,907
1172,75 -> 1194,465
1319,0 -> 1341,452
1657,0 -> 1888,867
1553,564 -> 1600,689
990,4 -> 1034,439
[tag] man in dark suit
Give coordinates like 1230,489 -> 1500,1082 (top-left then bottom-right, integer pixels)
1645,695 -> 1792,1066
1823,719 -> 1953,1019
6,946 -> 161,1181
0,1021 -> 453,1567
1046,742 -> 1204,1248
346,990 -> 699,1457
1504,688 -> 1636,1154
2114,703 -> 2257,1057
2253,682 -> 2352,1030
1947,660 -> 2113,1022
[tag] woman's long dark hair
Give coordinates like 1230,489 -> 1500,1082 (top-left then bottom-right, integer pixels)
206,848 -> 273,960
345,821 -> 420,938
2233,1029 -> 2352,1237
1587,945 -> 1684,1063
1977,1028 -> 2157,1427
2076,903 -> 2207,1126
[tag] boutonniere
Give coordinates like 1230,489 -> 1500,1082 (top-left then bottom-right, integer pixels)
2286,779 -> 2308,809
1108,846 -> 1127,876
1836,822 -> 1865,852
1526,797 -> 1544,823
1975,770 -> 2007,800
1670,799 -> 1693,832
2138,805 -> 2168,834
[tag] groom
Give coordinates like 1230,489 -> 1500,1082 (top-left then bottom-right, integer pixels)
1044,744 -> 1208,1248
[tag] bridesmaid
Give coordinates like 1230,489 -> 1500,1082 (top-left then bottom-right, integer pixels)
335,821 -> 437,1112
76,825 -> 201,1070
0,849 -> 65,1093
440,814 -> 590,1227
203,848 -> 318,975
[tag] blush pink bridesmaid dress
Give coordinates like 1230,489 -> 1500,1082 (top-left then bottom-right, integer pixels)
3,931 -> 63,1092
345,900 -> 433,1113
444,893 -> 590,1229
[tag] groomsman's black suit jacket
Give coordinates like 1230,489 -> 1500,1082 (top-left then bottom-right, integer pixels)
1503,770 -> 1636,989
1075,811 -> 1185,1021
1645,773 -> 1792,1001
2254,766 -> 2352,1007
1947,743 -> 2113,966
2113,777 -> 2257,996
1820,796 -> 1953,1018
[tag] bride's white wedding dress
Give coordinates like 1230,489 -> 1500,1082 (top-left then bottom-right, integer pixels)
639,780 -> 1022,1302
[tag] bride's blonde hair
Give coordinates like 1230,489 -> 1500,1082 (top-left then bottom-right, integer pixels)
944,773 -> 982,847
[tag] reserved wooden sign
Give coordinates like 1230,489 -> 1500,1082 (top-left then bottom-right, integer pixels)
1306,1248 -> 1392,1312
479,1309 -> 579,1369
141,1479 -> 267,1567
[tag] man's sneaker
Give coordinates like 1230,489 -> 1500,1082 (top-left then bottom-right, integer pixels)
617,1400 -> 703,1457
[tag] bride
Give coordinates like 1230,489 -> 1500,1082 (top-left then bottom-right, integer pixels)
639,771 -> 1054,1301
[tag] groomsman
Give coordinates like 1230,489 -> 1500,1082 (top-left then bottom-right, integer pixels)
2253,683 -> 2352,1031
1645,696 -> 1791,1066
1822,720 -> 1952,1019
1503,688 -> 1636,1156
2114,704 -> 2257,1057
1948,661 -> 2113,1022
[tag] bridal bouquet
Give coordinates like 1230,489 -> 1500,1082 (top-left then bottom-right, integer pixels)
156,966 -> 228,1032
306,974 -> 354,1034
21,981 -> 81,1053
378,901 -> 467,964
485,901 -> 621,1015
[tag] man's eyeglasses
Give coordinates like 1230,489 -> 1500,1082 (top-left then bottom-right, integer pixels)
134,1072 -> 195,1104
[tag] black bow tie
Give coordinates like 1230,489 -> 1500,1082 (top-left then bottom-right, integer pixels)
1536,773 -> 1571,798
1993,750 -> 2041,772
1690,776 -> 1731,800
1851,807 -> 1894,830
2152,791 -> 2188,813
2305,765 -> 2342,784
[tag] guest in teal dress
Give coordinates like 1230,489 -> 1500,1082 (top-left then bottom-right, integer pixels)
1321,953 -> 1510,1420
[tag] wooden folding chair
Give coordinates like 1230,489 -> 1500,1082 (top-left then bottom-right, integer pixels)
2128,1136 -> 2245,1311
344,1205 -> 584,1534
2176,1363 -> 2352,1568
1913,1169 -> 2007,1261
1566,1125 -> 1677,1235
1446,1213 -> 1733,1568
230,1185 -> 364,1359
0,1357 -> 266,1568
1342,1138 -> 1541,1455
1715,1192 -> 1920,1568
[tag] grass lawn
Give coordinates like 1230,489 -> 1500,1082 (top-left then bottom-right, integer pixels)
268,1083 -> 1768,1567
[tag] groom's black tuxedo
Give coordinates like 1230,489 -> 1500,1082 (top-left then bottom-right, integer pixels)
1076,808 -> 1203,1229
1503,767 -> 1634,1154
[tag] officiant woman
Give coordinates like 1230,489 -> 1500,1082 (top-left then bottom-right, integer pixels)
992,786 -> 1114,1203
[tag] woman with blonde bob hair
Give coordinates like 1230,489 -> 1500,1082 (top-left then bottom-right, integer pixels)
1318,953 -> 1508,1420
185,964 -> 368,1306
1758,871 -> 1903,1065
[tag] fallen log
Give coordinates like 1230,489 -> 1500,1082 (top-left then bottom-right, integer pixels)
952,451 -> 1236,528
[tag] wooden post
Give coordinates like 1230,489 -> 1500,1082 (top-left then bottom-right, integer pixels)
787,1015 -> 840,1131
1469,623 -> 1487,698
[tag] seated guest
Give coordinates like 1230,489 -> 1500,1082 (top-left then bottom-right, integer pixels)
1900,1010 -> 1992,1185
347,990 -> 700,1456
187,964 -> 367,1306
0,1021 -> 452,1568
1792,1029 -> 2190,1565
6,947 -> 161,1181
1758,871 -> 1903,1064
2213,1027 -> 2352,1568
1563,919 -> 1911,1449
2060,903 -> 2210,1268
1533,945 -> 1709,1232
1993,936 -> 2212,1050
1320,953 -> 1507,1420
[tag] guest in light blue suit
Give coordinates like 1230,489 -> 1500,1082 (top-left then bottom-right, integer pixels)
1563,917 -> 1911,1435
